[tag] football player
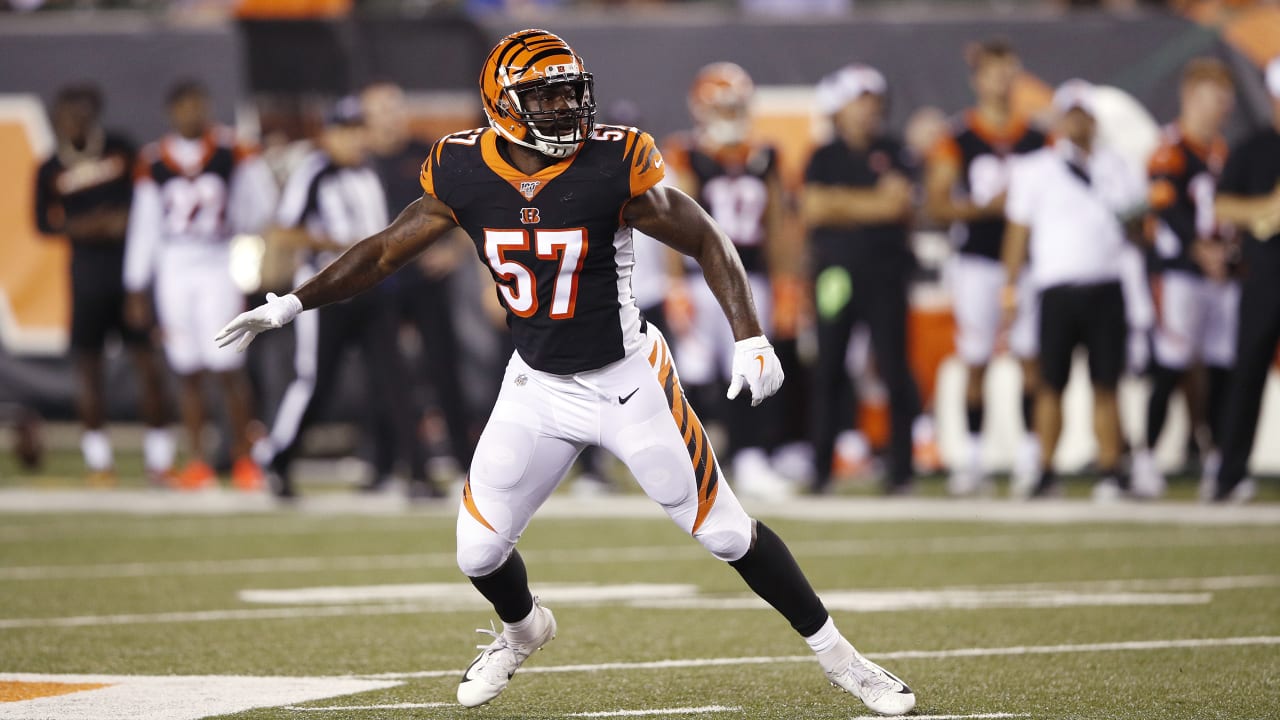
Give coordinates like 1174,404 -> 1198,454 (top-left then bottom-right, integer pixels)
924,39 -> 1047,497
217,30 -> 914,716
663,62 -> 793,499
124,79 -> 277,490
34,84 -> 174,485
1132,58 -> 1237,499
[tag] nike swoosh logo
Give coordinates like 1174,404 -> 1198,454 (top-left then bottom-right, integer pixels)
618,388 -> 639,405
755,354 -> 765,377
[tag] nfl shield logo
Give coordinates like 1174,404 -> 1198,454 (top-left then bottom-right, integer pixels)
520,180 -> 541,199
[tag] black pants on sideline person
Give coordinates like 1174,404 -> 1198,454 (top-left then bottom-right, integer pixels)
810,257 -> 918,493
266,286 -> 424,495
1215,264 -> 1280,499
1037,281 -> 1127,393
394,265 -> 477,470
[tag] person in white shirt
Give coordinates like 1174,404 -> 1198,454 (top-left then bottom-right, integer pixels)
1000,80 -> 1148,499
123,79 -> 278,491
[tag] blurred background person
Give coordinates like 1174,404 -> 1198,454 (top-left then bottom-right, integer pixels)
1132,58 -> 1237,499
925,39 -> 1047,497
664,62 -> 793,499
34,84 -> 174,486
1210,56 -> 1280,504
123,79 -> 276,491
256,97 -> 425,499
1001,80 -> 1148,500
362,80 -> 470,497
802,64 -> 921,495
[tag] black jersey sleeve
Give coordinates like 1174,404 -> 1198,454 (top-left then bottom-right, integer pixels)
34,159 -> 61,236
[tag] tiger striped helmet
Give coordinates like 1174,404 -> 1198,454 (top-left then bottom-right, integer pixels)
688,62 -> 754,147
480,29 -> 596,159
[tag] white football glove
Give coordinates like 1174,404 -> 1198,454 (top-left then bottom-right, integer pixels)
726,335 -> 785,407
214,292 -> 304,352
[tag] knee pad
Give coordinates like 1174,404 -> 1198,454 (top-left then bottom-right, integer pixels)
695,521 -> 753,562
457,540 -> 511,578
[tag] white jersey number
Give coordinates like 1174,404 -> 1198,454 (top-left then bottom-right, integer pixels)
702,175 -> 768,247
484,228 -> 586,319
161,174 -> 227,239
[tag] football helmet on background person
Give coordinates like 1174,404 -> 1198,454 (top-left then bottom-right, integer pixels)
688,61 -> 755,147
480,29 -> 596,159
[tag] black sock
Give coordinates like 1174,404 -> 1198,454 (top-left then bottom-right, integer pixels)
728,521 -> 829,637
1145,363 -> 1180,449
1021,392 -> 1036,433
1207,365 -> 1230,448
469,549 -> 534,623
965,404 -> 984,435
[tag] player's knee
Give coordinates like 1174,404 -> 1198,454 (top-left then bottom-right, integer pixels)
457,540 -> 511,578
695,525 -> 752,562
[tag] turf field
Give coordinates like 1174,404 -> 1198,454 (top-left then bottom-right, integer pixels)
1,489 -> 1278,720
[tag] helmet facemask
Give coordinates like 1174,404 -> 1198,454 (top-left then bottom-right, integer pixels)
495,70 -> 596,159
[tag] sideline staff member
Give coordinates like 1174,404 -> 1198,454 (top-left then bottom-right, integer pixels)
1001,80 -> 1147,499
802,64 -> 920,494
1210,57 -> 1280,503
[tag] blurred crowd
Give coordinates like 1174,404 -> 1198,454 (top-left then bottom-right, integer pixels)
22,36 -> 1280,504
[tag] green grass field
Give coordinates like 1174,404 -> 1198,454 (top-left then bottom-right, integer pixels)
2,476 -> 1279,719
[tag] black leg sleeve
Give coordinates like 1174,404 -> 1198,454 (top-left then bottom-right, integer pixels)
728,521 -> 830,637
1145,363 -> 1180,449
469,549 -> 535,623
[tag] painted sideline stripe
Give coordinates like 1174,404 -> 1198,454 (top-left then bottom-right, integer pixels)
6,528 -> 1277,580
4,490 -> 1280,525
357,635 -> 1280,680
567,706 -> 740,717
848,715 -> 1024,720
285,702 -> 452,712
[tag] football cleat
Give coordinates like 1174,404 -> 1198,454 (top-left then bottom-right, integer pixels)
457,604 -> 556,708
823,641 -> 916,716
176,460 -> 216,491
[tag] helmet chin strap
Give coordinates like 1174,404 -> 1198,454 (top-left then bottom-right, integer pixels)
490,118 -> 581,159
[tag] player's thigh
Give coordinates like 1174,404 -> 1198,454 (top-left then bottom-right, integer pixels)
601,329 -> 752,559
1153,271 -> 1203,370
1009,272 -> 1040,360
197,271 -> 247,373
69,287 -> 114,354
154,265 -> 201,374
1037,286 -> 1078,393
948,254 -> 1003,366
460,361 -> 584,558
1202,280 -> 1241,368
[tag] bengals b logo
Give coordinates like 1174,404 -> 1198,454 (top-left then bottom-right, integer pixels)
520,207 -> 540,225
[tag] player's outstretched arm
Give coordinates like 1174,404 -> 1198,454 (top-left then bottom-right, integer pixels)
215,193 -> 458,351
624,185 -> 783,405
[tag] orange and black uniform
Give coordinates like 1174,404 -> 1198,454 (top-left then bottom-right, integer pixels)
1148,127 -> 1228,275
34,133 -> 148,350
931,111 -> 1046,260
421,124 -> 664,375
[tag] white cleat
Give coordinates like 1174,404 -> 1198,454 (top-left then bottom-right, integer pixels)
456,605 -> 556,708
823,641 -> 916,716
1129,450 -> 1166,500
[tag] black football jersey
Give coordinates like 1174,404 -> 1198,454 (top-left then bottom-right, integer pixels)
421,125 -> 665,375
34,132 -> 135,291
667,136 -> 777,274
1148,124 -> 1228,275
932,111 -> 1046,260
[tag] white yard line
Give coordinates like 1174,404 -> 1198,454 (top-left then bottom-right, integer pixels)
284,702 -> 453,712
358,635 -> 1280,680
5,528 -> 1277,581
3,490 -> 1279,525
847,715 -> 1024,720
566,706 -> 740,717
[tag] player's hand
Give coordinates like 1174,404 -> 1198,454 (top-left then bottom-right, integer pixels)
214,292 -> 303,352
878,172 -> 914,219
726,335 -> 784,407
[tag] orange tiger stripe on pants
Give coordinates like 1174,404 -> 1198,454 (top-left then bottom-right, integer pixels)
649,335 -> 719,534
